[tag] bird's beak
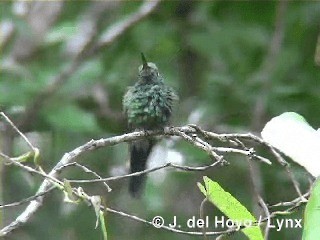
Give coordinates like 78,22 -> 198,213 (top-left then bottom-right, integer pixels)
141,53 -> 148,70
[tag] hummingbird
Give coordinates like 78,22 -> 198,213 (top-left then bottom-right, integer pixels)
123,53 -> 178,197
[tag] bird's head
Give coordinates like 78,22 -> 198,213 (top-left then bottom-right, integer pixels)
138,53 -> 159,80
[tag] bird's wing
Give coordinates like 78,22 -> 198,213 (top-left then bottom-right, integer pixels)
166,86 -> 179,102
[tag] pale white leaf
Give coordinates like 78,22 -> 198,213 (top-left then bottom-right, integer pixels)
261,112 -> 320,177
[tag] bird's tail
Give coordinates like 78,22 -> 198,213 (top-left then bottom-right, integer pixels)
129,139 -> 154,197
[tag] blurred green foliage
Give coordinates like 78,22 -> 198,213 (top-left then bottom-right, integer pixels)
1,1 -> 319,239
303,178 -> 320,240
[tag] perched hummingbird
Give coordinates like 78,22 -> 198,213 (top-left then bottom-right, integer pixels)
123,53 -> 178,197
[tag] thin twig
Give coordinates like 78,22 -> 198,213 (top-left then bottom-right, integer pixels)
18,0 -> 161,130
258,196 -> 270,240
66,161 -> 221,184
199,198 -> 208,240
0,152 -> 62,186
104,202 -> 304,237
0,115 -> 309,237
57,162 -> 112,192
105,206 -> 236,236
91,0 -> 160,55
0,125 -> 266,236
1,112 -> 35,151
268,191 -> 310,208
0,186 -> 56,209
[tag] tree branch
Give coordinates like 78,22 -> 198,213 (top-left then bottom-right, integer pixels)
0,117 -> 308,237
18,0 -> 161,130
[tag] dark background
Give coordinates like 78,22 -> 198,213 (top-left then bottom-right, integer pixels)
1,1 -> 319,239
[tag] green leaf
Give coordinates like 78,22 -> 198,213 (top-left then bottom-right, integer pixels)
33,147 -> 41,166
303,178 -> 320,240
91,196 -> 102,229
11,151 -> 34,163
198,176 -> 263,240
90,196 -> 108,240
261,112 -> 320,177
99,209 -> 108,240
315,34 -> 320,66
63,179 -> 79,203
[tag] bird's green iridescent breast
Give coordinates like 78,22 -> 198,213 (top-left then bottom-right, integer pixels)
123,82 -> 177,129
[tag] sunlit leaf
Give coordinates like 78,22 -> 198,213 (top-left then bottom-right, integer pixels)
303,178 -> 320,239
99,209 -> 108,240
198,176 -> 264,240
261,112 -> 320,177
63,179 -> 79,203
90,195 -> 108,239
